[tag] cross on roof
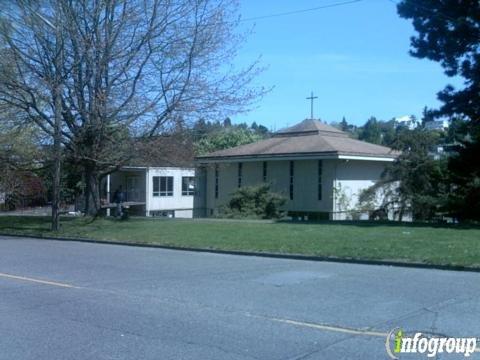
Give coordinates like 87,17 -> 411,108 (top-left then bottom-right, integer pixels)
306,91 -> 318,119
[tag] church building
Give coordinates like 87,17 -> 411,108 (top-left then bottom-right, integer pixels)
194,119 -> 398,220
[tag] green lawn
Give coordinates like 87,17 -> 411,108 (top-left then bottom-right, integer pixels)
1,216 -> 480,268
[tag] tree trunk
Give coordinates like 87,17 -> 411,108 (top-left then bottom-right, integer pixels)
84,166 -> 100,216
398,202 -> 405,222
51,3 -> 63,231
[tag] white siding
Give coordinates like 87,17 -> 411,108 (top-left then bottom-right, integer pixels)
146,167 -> 195,217
175,209 -> 193,218
201,158 -> 390,219
203,159 -> 337,215
332,160 -> 387,219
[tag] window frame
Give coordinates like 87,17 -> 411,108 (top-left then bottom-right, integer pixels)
318,160 -> 323,201
152,176 -> 174,197
214,164 -> 219,199
238,162 -> 243,188
182,176 -> 196,196
289,161 -> 294,200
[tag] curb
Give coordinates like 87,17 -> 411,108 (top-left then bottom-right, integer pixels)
1,232 -> 479,273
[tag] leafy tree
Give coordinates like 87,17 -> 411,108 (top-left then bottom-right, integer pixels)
0,124 -> 40,170
194,126 -> 264,155
360,128 -> 448,221
191,117 -> 270,155
0,0 -> 265,219
0,123 -> 46,209
397,0 -> 480,220
220,184 -> 286,219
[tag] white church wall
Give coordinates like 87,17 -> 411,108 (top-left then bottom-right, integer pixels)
332,160 -> 387,220
203,158 -> 337,216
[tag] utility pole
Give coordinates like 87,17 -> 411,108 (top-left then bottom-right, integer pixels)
306,91 -> 318,119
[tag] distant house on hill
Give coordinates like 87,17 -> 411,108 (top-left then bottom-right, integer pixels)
424,119 -> 449,131
100,135 -> 197,218
394,115 -> 418,130
195,119 -> 399,220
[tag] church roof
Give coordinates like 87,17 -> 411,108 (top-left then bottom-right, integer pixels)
196,119 -> 398,162
275,119 -> 346,137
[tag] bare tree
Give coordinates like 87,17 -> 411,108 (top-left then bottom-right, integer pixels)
0,0 -> 264,218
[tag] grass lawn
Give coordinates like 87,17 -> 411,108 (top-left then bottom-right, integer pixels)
1,216 -> 480,268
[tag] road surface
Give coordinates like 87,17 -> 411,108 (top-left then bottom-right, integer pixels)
0,236 -> 478,359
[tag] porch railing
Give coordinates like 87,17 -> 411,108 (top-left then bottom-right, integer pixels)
124,190 -> 146,202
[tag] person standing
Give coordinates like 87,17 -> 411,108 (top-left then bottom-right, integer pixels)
112,186 -> 124,218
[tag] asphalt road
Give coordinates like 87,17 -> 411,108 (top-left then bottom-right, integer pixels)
0,236 -> 479,360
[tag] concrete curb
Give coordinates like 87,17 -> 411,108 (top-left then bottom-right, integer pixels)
1,232 -> 479,273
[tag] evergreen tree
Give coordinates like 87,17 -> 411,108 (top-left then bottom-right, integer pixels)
256,124 -> 269,136
359,117 -> 382,144
223,117 -> 232,127
397,0 -> 480,220
340,117 -> 349,132
378,119 -> 396,147
192,118 -> 208,140
421,106 -> 435,128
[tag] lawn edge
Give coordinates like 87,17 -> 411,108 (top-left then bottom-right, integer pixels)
1,231 -> 479,273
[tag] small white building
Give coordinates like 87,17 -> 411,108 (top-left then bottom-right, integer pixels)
195,119 -> 399,220
100,135 -> 197,218
102,166 -> 196,218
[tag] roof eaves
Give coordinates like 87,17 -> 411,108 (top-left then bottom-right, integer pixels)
195,150 -> 397,163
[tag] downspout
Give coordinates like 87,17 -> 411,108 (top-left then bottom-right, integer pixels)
145,168 -> 149,216
333,161 -> 338,219
106,174 -> 111,217
200,165 -> 207,217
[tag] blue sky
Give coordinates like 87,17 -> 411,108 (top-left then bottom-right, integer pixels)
232,0 -> 459,129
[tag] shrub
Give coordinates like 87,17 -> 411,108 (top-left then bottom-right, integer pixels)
221,184 -> 286,219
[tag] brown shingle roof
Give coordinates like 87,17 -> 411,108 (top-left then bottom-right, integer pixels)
196,119 -> 397,161
275,119 -> 346,136
128,134 -> 194,167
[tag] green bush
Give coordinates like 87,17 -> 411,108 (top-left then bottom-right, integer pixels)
220,184 -> 286,219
